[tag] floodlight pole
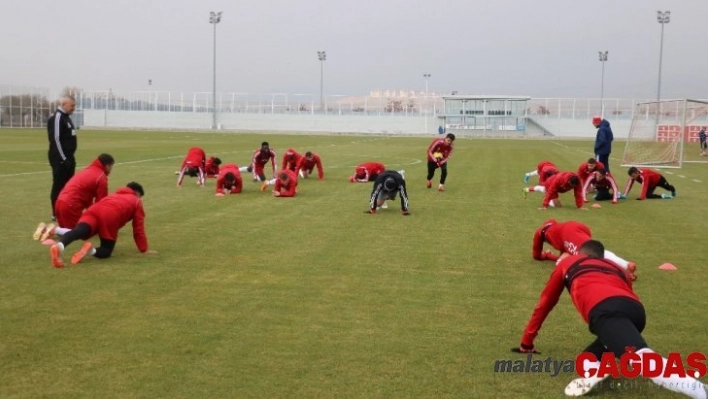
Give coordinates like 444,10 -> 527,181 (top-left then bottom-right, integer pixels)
598,51 -> 608,118
210,11 -> 222,129
656,10 -> 670,125
318,51 -> 326,112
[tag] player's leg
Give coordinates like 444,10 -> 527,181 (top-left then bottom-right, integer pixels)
92,238 -> 116,259
426,160 -> 437,188
524,169 -> 538,183
376,191 -> 388,209
657,176 -> 676,197
438,163 -> 448,191
238,165 -> 251,173
50,223 -> 91,268
261,178 -> 277,192
176,166 -> 188,186
198,168 -> 205,186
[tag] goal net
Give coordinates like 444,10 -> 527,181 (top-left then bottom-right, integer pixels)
621,99 -> 708,168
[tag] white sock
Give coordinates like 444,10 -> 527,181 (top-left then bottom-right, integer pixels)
264,178 -> 276,186
636,348 -> 707,399
89,247 -> 97,256
56,242 -> 64,251
604,250 -> 629,270
549,200 -> 555,207
534,185 -> 546,192
55,227 -> 70,236
527,170 -> 539,177
238,166 -> 249,173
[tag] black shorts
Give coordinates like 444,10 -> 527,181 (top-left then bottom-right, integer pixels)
588,296 -> 647,358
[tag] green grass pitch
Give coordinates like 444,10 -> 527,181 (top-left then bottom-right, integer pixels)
0,128 -> 706,398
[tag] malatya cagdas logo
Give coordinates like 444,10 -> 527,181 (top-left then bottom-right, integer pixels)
495,347 -> 707,379
576,347 -> 707,379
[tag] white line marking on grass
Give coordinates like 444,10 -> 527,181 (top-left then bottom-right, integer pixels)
692,179 -> 702,183
677,175 -> 686,178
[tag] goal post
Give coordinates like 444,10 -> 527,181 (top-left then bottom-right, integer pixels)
621,99 -> 708,169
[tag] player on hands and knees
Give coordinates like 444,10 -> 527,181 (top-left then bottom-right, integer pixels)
516,240 -> 706,398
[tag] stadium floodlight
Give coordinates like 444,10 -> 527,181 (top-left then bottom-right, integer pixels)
598,51 -> 608,118
656,10 -> 670,124
318,51 -> 326,112
210,11 -> 222,129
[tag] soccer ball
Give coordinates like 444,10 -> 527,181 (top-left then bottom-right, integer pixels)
433,152 -> 443,160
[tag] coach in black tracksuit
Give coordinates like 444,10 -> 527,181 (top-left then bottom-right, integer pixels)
47,96 -> 77,219
367,170 -> 410,215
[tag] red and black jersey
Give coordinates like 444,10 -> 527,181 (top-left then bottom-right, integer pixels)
215,164 -> 242,194
281,148 -> 303,172
521,254 -> 639,347
353,162 -> 385,182
296,153 -> 324,179
274,169 -> 298,197
78,187 -> 148,252
582,172 -> 619,203
426,138 -> 454,164
181,147 -> 206,171
536,161 -> 559,184
624,168 -> 663,200
532,219 -> 592,261
542,172 -> 583,208
577,161 -> 606,185
57,157 -> 110,210
205,157 -> 221,177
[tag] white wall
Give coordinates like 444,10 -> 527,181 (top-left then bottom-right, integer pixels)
84,109 -> 622,139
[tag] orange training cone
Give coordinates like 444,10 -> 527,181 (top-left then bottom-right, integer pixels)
658,263 -> 677,271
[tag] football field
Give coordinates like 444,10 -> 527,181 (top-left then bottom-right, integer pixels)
0,128 -> 706,398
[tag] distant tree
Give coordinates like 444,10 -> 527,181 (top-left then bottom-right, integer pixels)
384,99 -> 404,113
407,99 -> 416,113
0,94 -> 51,127
61,86 -> 83,98
536,105 -> 551,115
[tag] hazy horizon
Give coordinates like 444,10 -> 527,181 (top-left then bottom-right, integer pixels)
2,0 -> 707,99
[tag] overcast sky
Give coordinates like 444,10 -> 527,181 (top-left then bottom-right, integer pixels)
2,0 -> 706,99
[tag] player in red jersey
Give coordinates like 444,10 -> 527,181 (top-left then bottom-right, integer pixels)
204,156 -> 222,178
624,167 -> 676,200
49,182 -> 150,268
215,163 -> 243,196
576,158 -> 606,187
426,133 -> 455,191
33,154 -> 115,242
296,151 -> 324,180
582,169 -> 622,204
531,219 -> 636,280
281,148 -> 303,173
349,162 -> 386,182
515,240 -> 706,399
262,150 -> 323,191
177,147 -> 206,187
523,160 -> 559,184
270,169 -> 298,197
239,142 -> 277,182
523,172 -> 585,209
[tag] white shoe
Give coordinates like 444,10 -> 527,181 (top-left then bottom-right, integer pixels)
381,202 -> 388,209
564,376 -> 607,396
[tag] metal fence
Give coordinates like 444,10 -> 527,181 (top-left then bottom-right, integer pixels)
1,84 -> 700,128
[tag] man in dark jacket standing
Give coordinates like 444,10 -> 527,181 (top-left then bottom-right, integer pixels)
592,116 -> 613,173
47,96 -> 77,220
